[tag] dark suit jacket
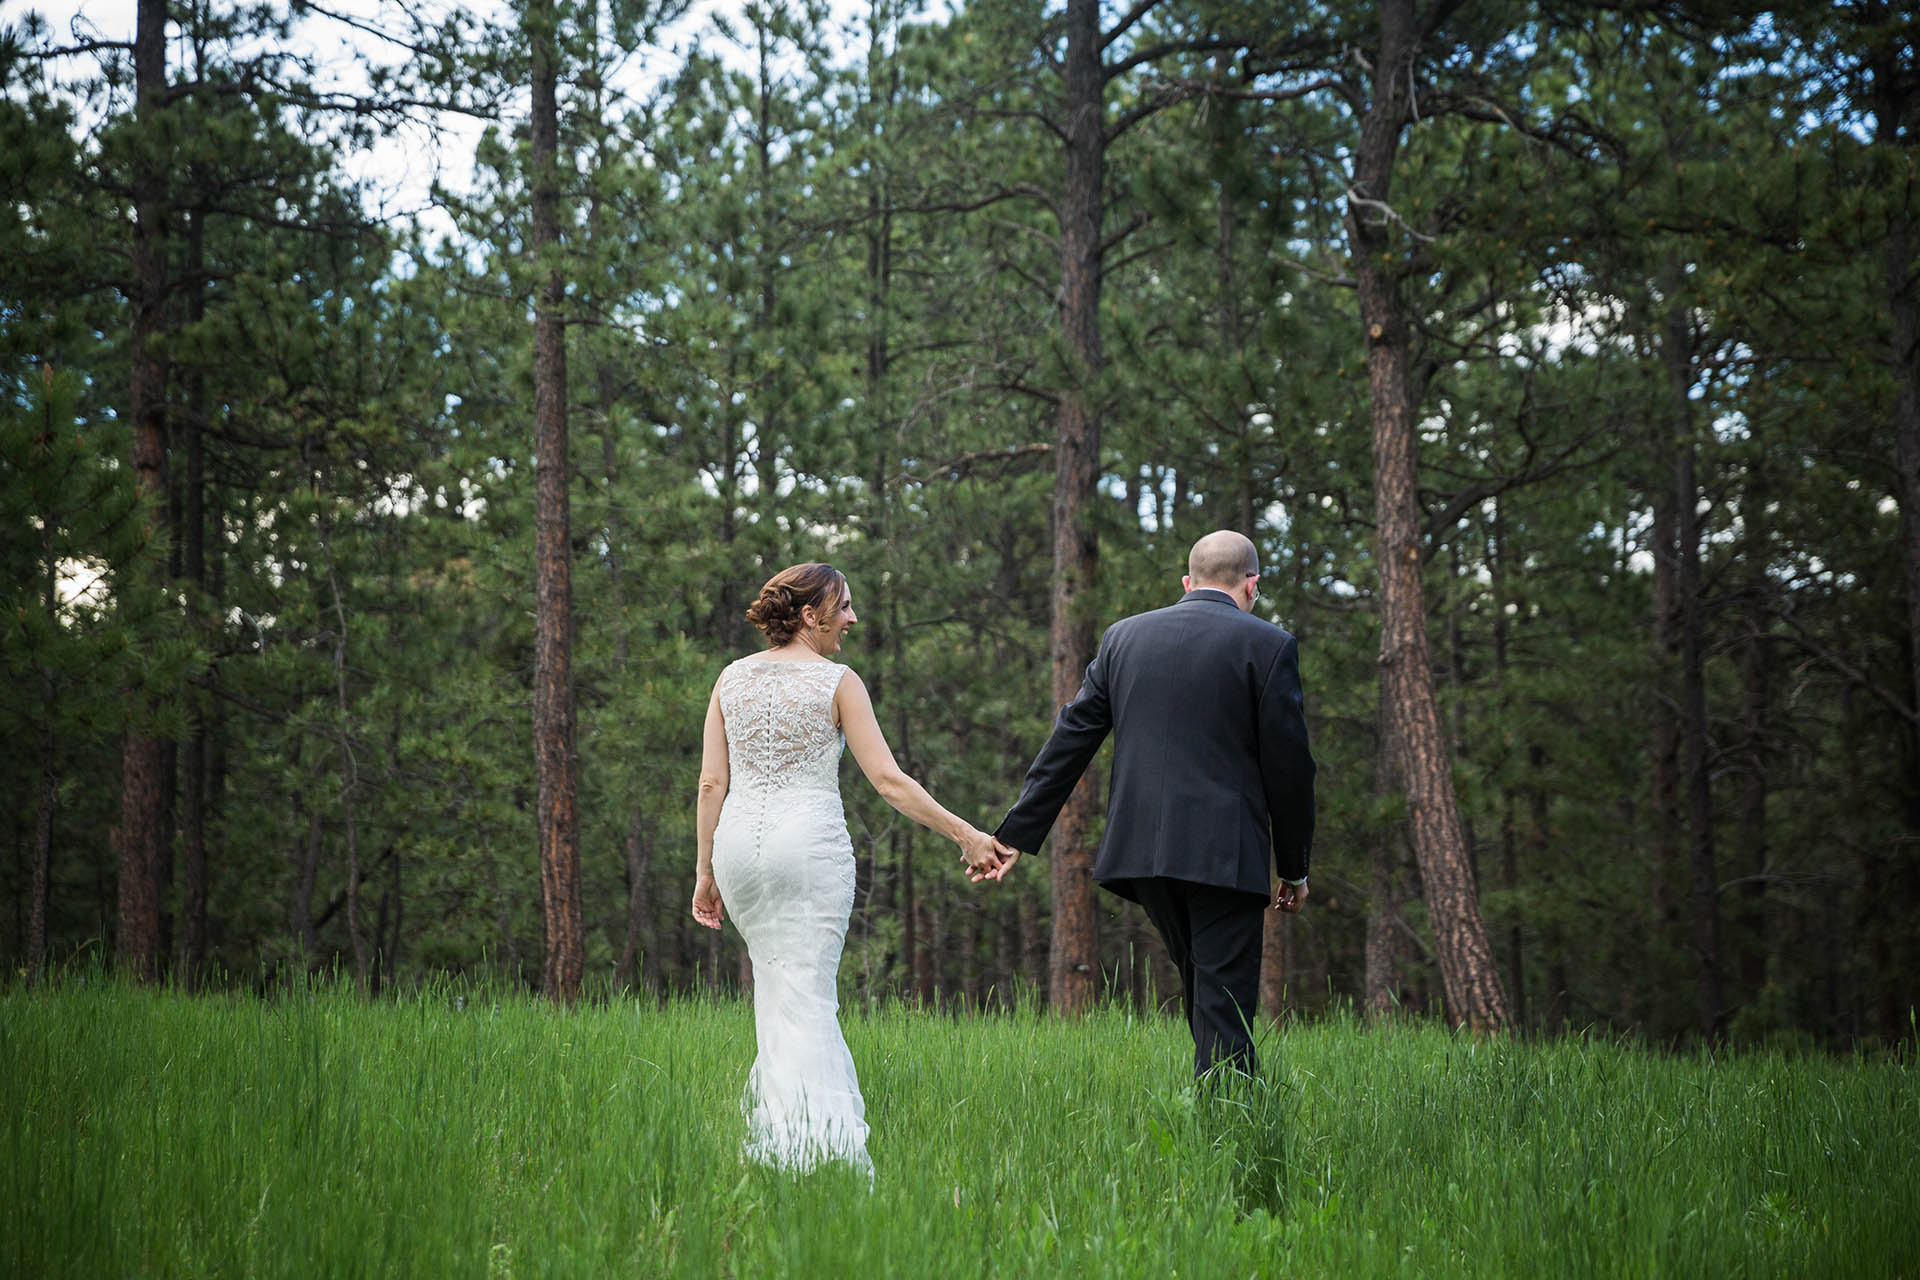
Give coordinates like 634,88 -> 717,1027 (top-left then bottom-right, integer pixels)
995,588 -> 1315,898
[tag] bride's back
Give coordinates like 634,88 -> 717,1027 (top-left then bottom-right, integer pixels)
718,658 -> 846,795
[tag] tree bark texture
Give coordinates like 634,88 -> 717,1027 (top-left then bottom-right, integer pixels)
1648,397 -> 1682,929
1350,0 -> 1508,1032
116,0 -> 171,983
1045,0 -> 1105,1014
1491,496 -> 1526,1028
1257,908 -> 1288,1021
1663,306 -> 1725,1043
616,798 -> 655,992
1363,841 -> 1400,1018
1868,37 -> 1919,1037
1871,62 -> 1920,797
1737,458 -> 1773,1003
530,1 -> 584,1004
31,673 -> 55,988
327,567 -> 368,992
175,210 -> 209,990
1364,676 -> 1401,1018
1738,603 -> 1771,999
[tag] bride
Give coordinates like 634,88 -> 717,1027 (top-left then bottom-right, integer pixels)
691,562 -> 1009,1175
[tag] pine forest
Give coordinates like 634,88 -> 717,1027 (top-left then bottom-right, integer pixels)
4,0 -> 1918,1049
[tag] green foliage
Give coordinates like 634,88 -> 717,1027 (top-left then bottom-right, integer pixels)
3,1 -> 1917,1045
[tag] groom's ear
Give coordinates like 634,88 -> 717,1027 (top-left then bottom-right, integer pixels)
1181,574 -> 1193,593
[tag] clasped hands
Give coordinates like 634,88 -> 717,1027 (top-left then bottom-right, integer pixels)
960,828 -> 1020,884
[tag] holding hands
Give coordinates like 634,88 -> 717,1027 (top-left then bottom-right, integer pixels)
961,828 -> 1021,884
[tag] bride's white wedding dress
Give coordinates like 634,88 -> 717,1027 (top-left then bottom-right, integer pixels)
710,656 -> 872,1176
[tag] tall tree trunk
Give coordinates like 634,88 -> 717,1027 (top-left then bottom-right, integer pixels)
287,733 -> 314,962
387,843 -> 404,983
1491,495 -> 1525,1028
1648,384 -> 1682,936
480,826 -> 521,982
1874,76 -> 1920,798
529,0 -> 583,1004
31,694 -> 55,987
1738,604 -> 1771,1001
1257,911 -> 1288,1021
617,810 -> 654,990
1363,702 -> 1400,1018
1363,847 -> 1399,1017
899,833 -> 917,997
1045,0 -> 1105,1014
585,75 -> 653,993
1876,66 -> 1920,1038
1664,305 -> 1724,1043
753,20 -> 784,511
327,567 -> 368,991
863,1 -> 908,1002
30,481 -> 57,987
1736,459 -> 1772,1006
295,804 -> 320,962
175,208 -> 208,990
116,0 -> 171,983
1349,0 -> 1508,1032
917,886 -> 940,1005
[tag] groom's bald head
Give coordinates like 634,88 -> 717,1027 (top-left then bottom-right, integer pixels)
1187,530 -> 1259,590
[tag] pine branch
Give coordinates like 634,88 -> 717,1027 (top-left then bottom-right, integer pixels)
1105,34 -> 1241,83
1100,0 -> 1161,51
1771,603 -> 1920,726
1165,74 -> 1342,104
17,38 -> 134,59
891,443 -> 1053,485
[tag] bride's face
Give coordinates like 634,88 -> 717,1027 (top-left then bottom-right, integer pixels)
808,587 -> 857,655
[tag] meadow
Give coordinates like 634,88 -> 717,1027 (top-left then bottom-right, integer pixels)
2,982 -> 1913,1278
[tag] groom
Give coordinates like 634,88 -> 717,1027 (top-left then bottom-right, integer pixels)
986,530 -> 1315,1078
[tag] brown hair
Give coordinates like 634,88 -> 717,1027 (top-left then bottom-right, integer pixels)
745,562 -> 849,646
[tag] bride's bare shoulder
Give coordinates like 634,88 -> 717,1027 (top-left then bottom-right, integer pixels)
831,665 -> 872,703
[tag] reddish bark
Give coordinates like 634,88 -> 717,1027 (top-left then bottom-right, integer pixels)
116,0 -> 171,983
530,0 -> 582,1003
1349,0 -> 1508,1032
1045,0 -> 1106,1014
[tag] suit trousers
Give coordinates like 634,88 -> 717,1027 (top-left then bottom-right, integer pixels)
1122,877 -> 1268,1079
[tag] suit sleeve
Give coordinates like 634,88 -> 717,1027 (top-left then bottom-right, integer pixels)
994,640 -> 1115,855
1258,635 -> 1316,882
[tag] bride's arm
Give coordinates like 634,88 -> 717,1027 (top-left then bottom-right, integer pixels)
692,680 -> 728,929
836,669 -> 1004,873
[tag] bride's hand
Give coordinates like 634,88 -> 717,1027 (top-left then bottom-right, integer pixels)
959,828 -> 1005,876
691,874 -> 725,930
971,839 -> 1020,883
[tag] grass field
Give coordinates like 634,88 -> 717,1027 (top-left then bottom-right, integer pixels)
2,982 -> 1914,1278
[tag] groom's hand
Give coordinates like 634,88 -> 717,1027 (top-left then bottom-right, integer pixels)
1271,878 -> 1308,913
959,828 -> 1005,878
970,839 -> 1022,883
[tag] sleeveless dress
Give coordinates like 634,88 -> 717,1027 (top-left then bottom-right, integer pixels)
710,657 -> 872,1176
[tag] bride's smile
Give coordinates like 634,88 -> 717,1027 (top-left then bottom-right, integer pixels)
803,589 -> 857,657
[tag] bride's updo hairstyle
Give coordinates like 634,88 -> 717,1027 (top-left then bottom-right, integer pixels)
745,562 -> 850,647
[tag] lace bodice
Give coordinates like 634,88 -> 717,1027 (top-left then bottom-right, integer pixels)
718,658 -> 847,795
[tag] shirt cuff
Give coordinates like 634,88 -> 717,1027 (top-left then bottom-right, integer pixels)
1281,874 -> 1308,886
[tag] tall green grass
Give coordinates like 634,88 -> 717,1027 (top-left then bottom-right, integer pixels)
2,982 -> 1913,1278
